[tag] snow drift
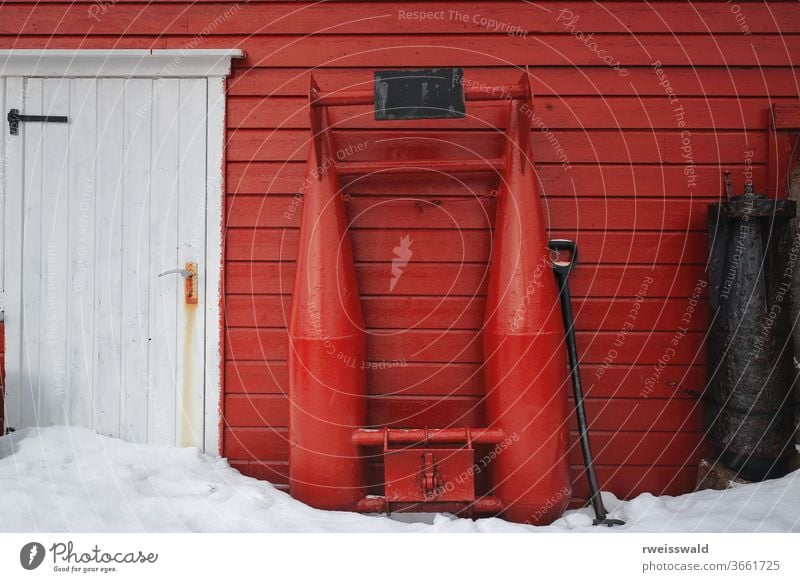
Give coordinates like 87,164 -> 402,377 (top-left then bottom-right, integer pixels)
0,426 -> 797,532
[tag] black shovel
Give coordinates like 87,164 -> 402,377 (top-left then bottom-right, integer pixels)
549,239 -> 625,527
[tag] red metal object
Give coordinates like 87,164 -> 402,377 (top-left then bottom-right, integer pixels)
337,158 -> 503,175
287,75 -> 367,510
290,72 -> 570,524
352,427 -> 506,446
384,448 -> 474,503
482,76 -> 572,525
183,261 -> 198,305
354,426 -> 506,513
356,496 -> 505,516
312,84 -> 528,108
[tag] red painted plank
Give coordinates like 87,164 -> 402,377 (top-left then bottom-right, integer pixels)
571,465 -> 698,499
228,67 -> 800,98
226,196 -> 715,231
0,4 -> 188,34
188,2 -> 800,35
0,36 -> 168,49
773,104 -> 800,129
227,162 -> 764,197
225,328 -> 706,365
225,262 -> 708,297
226,229 -> 708,264
228,196 -> 494,230
163,34 -> 800,67
224,360 -> 705,399
224,295 -> 708,332
7,1 -> 799,37
229,96 -> 773,130
226,129 -> 765,164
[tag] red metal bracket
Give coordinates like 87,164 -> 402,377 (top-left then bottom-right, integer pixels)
354,426 -> 506,514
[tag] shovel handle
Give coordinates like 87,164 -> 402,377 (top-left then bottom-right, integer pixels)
548,239 -> 578,278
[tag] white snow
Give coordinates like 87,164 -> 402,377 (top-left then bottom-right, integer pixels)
1,426 -> 798,532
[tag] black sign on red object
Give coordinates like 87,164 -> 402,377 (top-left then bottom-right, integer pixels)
374,68 -> 466,120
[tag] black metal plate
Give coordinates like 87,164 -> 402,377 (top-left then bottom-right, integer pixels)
374,68 -> 465,120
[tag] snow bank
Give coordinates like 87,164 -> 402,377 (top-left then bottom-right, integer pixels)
0,426 -> 797,532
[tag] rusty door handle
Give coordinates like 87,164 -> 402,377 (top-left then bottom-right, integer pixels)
157,262 -> 198,304
158,268 -> 192,279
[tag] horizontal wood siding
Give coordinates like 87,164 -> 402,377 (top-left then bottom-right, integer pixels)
3,1 -> 800,504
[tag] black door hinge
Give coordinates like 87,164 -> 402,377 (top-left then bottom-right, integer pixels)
7,108 -> 68,135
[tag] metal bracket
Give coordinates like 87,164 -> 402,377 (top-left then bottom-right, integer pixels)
158,262 -> 198,304
7,109 -> 69,136
421,451 -> 443,500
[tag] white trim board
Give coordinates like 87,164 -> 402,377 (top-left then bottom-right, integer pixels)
0,49 -> 244,78
204,76 -> 226,456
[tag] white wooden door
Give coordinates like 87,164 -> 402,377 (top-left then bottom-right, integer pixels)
1,76 -> 208,448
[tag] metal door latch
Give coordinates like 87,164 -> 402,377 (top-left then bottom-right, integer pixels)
158,262 -> 198,304
7,109 -> 68,135
421,451 -> 443,500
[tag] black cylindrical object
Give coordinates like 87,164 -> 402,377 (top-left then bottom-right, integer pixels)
706,188 -> 799,481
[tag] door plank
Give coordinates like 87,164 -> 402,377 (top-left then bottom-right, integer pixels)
176,78 -> 207,448
120,79 -> 152,443
66,78 -> 98,428
21,78 -> 44,429
3,77 -> 25,430
94,78 -> 125,439
0,77 -> 5,306
39,77 -> 71,426
148,79 -> 180,446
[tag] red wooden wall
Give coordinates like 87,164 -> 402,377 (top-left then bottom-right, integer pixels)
2,1 -> 800,506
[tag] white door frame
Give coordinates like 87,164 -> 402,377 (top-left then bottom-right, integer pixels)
0,49 -> 242,454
